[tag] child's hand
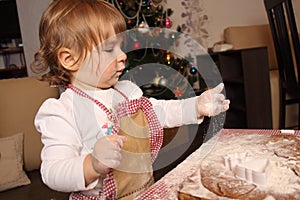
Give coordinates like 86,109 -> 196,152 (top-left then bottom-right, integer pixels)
196,83 -> 230,117
91,135 -> 126,174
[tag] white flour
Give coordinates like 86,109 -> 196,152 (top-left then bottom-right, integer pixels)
206,134 -> 300,196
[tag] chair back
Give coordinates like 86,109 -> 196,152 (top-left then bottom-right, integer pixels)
264,0 -> 300,91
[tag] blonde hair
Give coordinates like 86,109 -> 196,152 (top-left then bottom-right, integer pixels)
32,0 -> 126,85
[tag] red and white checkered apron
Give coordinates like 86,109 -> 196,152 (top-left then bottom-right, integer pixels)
68,85 -> 163,199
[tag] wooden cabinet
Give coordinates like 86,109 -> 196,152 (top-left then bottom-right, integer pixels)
197,47 -> 272,129
0,47 -> 27,79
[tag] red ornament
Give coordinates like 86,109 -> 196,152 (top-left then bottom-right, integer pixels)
133,41 -> 140,49
174,87 -> 183,98
165,17 -> 172,28
151,28 -> 161,36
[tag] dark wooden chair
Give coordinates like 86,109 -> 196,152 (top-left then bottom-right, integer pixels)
264,0 -> 300,129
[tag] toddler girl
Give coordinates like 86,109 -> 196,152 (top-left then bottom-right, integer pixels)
33,0 -> 229,199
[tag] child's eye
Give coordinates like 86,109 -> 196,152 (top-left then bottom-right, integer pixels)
104,48 -> 114,52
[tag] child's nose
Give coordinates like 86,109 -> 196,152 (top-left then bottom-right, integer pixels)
118,51 -> 127,63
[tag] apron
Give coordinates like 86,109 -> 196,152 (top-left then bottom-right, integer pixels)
68,85 -> 163,199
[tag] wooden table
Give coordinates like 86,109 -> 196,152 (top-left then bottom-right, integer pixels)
138,129 -> 299,199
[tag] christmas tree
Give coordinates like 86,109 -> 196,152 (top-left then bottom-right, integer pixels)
106,0 -> 201,99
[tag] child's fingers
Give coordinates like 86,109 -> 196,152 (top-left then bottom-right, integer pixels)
210,83 -> 224,94
214,93 -> 225,102
113,135 -> 126,148
224,99 -> 230,106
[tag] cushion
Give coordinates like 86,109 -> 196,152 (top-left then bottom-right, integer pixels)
0,170 -> 70,200
0,77 -> 60,171
0,133 -> 31,191
224,24 -> 278,69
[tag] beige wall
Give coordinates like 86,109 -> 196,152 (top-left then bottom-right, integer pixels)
168,0 -> 268,48
204,0 -> 268,47
169,0 -> 299,48
294,0 -> 300,28
16,0 -> 51,77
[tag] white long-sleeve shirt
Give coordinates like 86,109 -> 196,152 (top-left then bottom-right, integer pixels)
35,80 -> 202,193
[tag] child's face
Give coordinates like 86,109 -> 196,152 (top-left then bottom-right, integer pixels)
97,36 -> 127,89
74,35 -> 127,90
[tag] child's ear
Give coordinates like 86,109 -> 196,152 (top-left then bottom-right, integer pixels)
57,48 -> 79,71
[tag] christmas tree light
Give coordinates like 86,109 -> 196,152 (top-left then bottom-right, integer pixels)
106,0 -> 200,99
